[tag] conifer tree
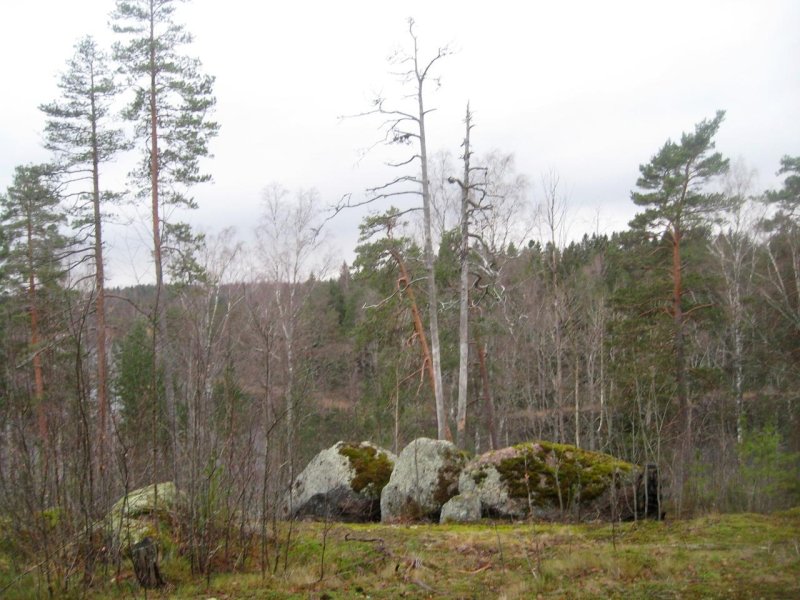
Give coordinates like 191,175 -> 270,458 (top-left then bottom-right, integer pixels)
345,19 -> 452,440
763,155 -> 800,332
1,165 -> 68,442
40,36 -> 126,475
112,0 -> 218,474
630,111 -> 729,499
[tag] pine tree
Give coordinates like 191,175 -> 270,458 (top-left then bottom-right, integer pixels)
346,19 -> 452,440
1,165 -> 69,442
762,155 -> 800,332
112,0 -> 219,475
40,35 -> 127,476
113,319 -> 165,476
629,111 -> 729,502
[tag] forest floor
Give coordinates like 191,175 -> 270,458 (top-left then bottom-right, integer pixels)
2,509 -> 799,599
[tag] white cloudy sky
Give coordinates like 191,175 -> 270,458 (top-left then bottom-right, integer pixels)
1,0 -> 798,286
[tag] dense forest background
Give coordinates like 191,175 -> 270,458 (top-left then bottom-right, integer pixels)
1,0 -> 798,593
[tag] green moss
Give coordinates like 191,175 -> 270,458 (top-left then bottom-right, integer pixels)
339,443 -> 394,499
496,442 -> 633,507
472,468 -> 488,485
433,447 -> 467,506
110,482 -> 180,523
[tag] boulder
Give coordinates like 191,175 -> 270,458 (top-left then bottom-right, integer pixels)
459,442 -> 645,521
459,454 -> 526,519
440,492 -> 481,524
288,441 -> 396,522
110,482 -> 180,520
380,438 -> 467,522
105,482 -> 182,556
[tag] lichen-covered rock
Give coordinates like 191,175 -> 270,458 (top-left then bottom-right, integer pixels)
459,442 -> 641,521
110,482 -> 180,522
106,482 -> 182,552
380,438 -> 467,522
440,492 -> 481,524
288,441 -> 396,522
459,458 -> 526,519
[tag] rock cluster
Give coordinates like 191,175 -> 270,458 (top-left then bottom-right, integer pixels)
284,438 -> 659,523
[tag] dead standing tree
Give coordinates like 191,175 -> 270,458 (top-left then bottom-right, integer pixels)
448,119 -> 532,450
340,18 -> 452,440
447,105 -> 488,448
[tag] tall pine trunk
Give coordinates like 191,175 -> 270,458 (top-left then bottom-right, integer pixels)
88,67 -> 109,482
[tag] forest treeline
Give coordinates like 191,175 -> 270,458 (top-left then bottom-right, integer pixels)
0,0 -> 798,594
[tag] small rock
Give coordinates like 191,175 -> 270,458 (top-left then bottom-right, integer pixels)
440,492 -> 481,524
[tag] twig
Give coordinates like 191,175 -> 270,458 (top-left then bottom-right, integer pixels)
494,523 -> 506,572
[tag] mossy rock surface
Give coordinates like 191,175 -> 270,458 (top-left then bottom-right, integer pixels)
338,442 -> 395,498
105,482 -> 182,553
109,482 -> 180,522
460,442 -> 640,520
289,441 -> 396,522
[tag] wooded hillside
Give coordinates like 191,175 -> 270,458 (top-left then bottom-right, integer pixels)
0,2 -> 798,595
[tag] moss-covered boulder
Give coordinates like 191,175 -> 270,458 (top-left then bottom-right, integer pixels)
105,482 -> 182,554
380,438 -> 467,523
459,442 -> 646,521
288,441 -> 396,522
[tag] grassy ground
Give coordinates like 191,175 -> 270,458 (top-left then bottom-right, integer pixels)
2,509 -> 799,599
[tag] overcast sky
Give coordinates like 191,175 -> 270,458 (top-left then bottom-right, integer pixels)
1,0 -> 798,286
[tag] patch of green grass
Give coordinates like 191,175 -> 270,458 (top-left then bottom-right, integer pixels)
2,511 -> 798,598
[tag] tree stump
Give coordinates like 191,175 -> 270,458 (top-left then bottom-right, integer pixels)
644,463 -> 662,519
131,537 -> 164,589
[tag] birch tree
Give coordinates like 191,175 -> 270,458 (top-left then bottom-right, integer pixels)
540,172 -> 570,443
256,185 -> 328,478
711,159 -> 759,444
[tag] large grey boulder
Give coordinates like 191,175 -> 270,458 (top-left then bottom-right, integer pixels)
380,438 -> 467,522
288,441 -> 396,522
459,442 -> 647,521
